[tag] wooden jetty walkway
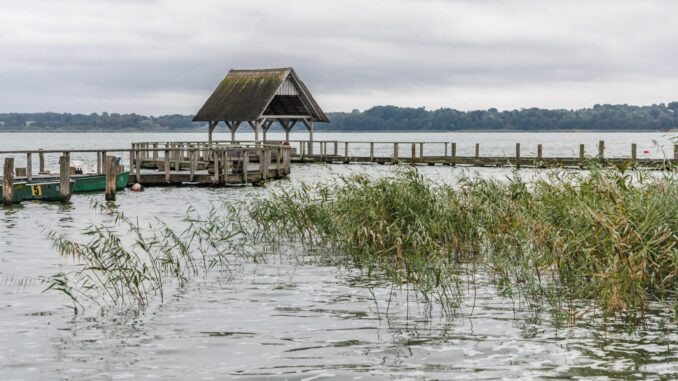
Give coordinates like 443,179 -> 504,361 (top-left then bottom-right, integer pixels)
282,139 -> 678,169
1,143 -> 291,205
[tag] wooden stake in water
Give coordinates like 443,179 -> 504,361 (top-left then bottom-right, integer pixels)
515,143 -> 521,169
59,155 -> 71,204
598,140 -> 605,159
579,144 -> 585,162
451,142 -> 456,166
38,149 -> 45,173
3,158 -> 14,206
105,156 -> 116,201
631,143 -> 637,162
26,153 -> 32,182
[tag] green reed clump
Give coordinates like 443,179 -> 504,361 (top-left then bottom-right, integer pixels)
248,167 -> 677,323
44,201 -> 248,313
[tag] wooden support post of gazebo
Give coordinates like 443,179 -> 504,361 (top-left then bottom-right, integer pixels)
193,68 -> 328,149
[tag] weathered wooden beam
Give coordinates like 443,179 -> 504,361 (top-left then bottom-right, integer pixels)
393,143 -> 399,163
451,142 -> 456,166
3,158 -> 14,206
411,143 -> 416,165
598,140 -> 605,159
579,144 -> 585,162
370,142 -> 375,162
26,153 -> 32,181
242,151 -> 249,184
516,143 -> 521,169
105,156 -> 116,201
164,149 -> 171,183
38,149 -> 45,173
59,155 -> 71,204
631,143 -> 637,162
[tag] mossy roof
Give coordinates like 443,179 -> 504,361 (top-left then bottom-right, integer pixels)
193,68 -> 328,122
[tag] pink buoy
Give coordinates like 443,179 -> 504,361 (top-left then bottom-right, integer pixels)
131,183 -> 144,192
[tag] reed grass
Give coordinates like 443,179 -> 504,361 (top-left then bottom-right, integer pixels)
248,167 -> 677,324
44,200 -> 249,313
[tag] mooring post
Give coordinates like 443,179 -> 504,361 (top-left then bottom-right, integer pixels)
212,150 -> 220,183
222,150 -> 229,184
579,144 -> 585,162
334,141 -> 338,156
411,143 -> 416,165
451,143 -> 457,166
189,144 -> 196,182
130,145 -> 135,176
135,149 -> 141,182
38,149 -> 45,173
419,143 -> 424,161
674,144 -> 678,161
153,143 -> 158,161
59,155 -> 71,204
444,142 -> 449,160
242,150 -> 249,184
3,158 -> 14,206
26,153 -> 32,182
164,150 -> 170,183
598,140 -> 605,160
475,143 -> 480,164
393,143 -> 399,163
104,156 -> 116,201
516,143 -> 521,169
344,142 -> 349,162
276,147 -> 282,177
631,143 -> 637,162
370,142 -> 374,162
537,144 -> 543,161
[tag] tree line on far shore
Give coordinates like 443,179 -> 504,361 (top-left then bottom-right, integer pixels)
1,102 -> 677,132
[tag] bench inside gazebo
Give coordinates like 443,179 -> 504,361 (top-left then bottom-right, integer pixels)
192,67 -> 328,154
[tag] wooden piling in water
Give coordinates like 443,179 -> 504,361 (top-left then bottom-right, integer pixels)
242,151 -> 249,184
598,140 -> 605,159
631,143 -> 637,162
451,142 -> 456,166
393,143 -> 399,163
515,143 -> 521,169
674,144 -> 678,161
3,158 -> 14,206
38,149 -> 45,173
105,156 -> 116,201
370,143 -> 374,162
344,142 -> 349,162
26,153 -> 32,182
411,143 -> 416,165
579,144 -> 585,162
59,155 -> 71,203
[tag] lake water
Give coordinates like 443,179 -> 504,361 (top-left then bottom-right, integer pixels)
0,133 -> 676,380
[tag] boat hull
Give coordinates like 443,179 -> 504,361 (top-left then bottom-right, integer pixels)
1,181 -> 74,203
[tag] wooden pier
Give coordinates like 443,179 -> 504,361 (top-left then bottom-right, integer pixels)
1,143 -> 291,204
282,139 -> 678,169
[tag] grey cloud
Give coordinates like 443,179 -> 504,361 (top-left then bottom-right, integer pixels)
0,0 -> 676,114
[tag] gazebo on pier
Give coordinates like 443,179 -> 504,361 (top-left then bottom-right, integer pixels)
193,67 -> 328,153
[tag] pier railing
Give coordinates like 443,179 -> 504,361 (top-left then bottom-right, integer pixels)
277,139 -> 677,168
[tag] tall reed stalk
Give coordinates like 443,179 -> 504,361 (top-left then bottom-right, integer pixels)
248,167 -> 677,324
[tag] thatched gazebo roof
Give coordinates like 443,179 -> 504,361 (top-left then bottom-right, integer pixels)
193,68 -> 327,149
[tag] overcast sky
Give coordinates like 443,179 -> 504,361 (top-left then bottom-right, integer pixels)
1,0 -> 677,114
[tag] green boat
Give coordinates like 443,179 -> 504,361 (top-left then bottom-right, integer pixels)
27,172 -> 129,193
1,180 -> 75,204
